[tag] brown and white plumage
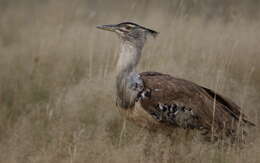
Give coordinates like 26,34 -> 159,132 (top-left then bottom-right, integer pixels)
97,22 -> 255,140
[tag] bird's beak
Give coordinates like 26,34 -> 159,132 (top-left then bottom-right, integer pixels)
96,24 -> 117,32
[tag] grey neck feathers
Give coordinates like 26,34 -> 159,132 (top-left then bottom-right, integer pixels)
116,40 -> 144,108
117,40 -> 143,75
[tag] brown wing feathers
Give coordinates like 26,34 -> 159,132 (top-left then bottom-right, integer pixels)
201,86 -> 255,126
138,72 -> 255,136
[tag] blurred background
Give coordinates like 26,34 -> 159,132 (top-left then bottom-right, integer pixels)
0,0 -> 260,162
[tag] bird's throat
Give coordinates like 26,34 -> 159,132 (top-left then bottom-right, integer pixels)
116,41 -> 142,75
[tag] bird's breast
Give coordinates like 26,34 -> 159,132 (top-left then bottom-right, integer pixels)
117,102 -> 162,129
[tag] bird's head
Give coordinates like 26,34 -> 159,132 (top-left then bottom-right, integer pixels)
97,22 -> 158,45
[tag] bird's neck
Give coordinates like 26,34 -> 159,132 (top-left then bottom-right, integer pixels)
116,40 -> 143,78
115,40 -> 144,108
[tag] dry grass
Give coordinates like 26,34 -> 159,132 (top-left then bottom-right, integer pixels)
0,0 -> 260,162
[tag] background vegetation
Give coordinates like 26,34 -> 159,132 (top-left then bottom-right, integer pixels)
0,0 -> 260,162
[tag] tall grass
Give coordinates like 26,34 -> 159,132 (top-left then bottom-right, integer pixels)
0,0 -> 259,162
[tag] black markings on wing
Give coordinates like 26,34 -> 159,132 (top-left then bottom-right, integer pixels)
136,88 -> 151,101
150,103 -> 201,129
135,88 -> 201,129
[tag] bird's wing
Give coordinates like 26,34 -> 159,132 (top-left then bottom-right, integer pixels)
138,72 -> 254,133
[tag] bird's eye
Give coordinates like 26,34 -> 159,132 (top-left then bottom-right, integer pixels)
125,26 -> 132,30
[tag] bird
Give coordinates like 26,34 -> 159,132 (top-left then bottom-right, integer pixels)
96,22 -> 255,141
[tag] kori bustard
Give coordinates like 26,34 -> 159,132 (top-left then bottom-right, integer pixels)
97,22 -> 255,140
